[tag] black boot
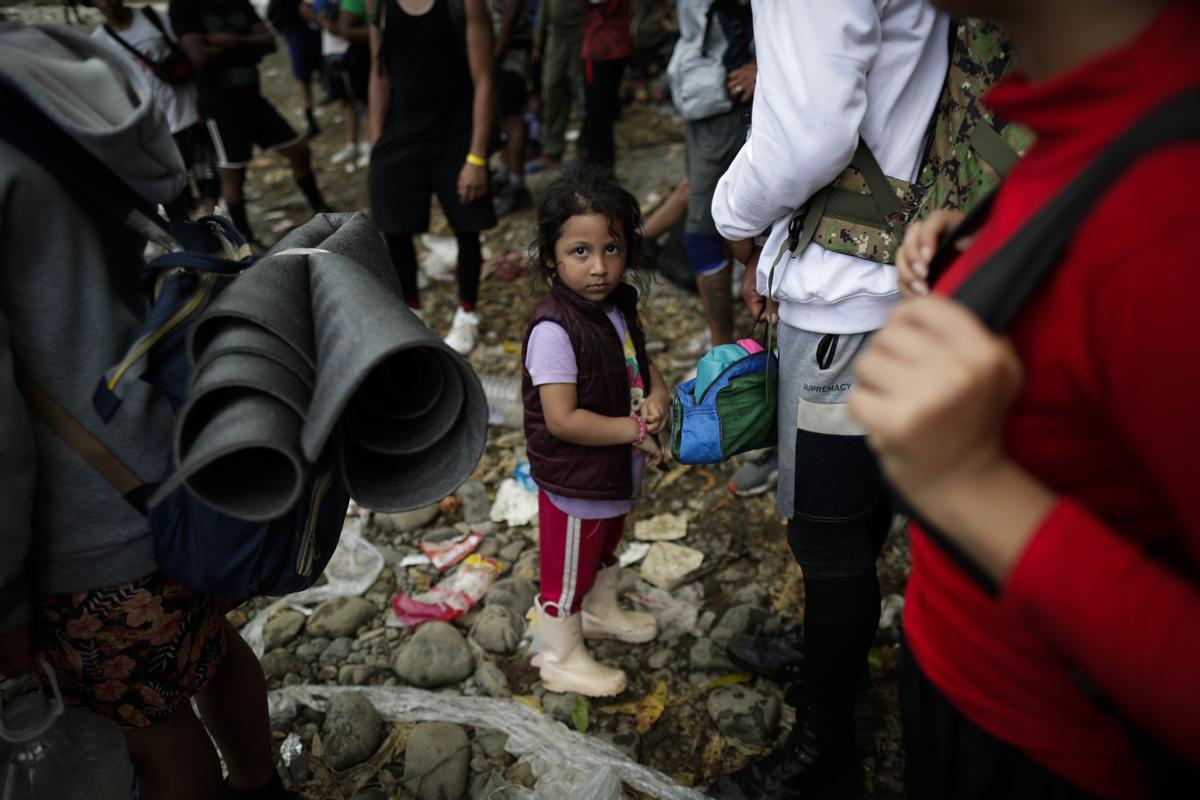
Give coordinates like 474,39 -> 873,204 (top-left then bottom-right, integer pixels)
726,625 -> 805,681
711,696 -> 859,800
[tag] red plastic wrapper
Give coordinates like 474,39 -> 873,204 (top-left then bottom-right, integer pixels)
390,555 -> 504,627
419,530 -> 484,572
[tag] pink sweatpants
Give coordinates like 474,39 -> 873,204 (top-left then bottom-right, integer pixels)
537,491 -> 626,617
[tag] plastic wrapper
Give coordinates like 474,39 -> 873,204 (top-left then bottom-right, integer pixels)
266,685 -> 709,800
243,513 -> 385,658
390,554 -> 503,626
420,530 -> 484,572
489,478 -> 539,527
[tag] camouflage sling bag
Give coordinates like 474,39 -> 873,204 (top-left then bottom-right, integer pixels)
778,19 -> 1035,267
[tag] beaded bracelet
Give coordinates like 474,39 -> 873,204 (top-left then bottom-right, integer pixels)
631,414 -> 648,447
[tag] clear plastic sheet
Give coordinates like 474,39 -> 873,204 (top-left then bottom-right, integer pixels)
267,685 -> 711,800
244,511 -> 385,658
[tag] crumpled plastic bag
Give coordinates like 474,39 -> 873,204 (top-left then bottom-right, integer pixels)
267,684 -> 709,800
490,477 -> 539,527
243,510 -> 384,658
390,554 -> 503,626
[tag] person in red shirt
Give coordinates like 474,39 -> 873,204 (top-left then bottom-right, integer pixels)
849,0 -> 1200,797
580,0 -> 632,168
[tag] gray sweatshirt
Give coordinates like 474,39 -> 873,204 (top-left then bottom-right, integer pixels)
0,22 -> 185,633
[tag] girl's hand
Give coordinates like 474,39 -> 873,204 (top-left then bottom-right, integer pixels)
897,209 -> 969,297
848,296 -> 1023,514
636,434 -> 663,469
642,392 -> 669,435
458,162 -> 487,204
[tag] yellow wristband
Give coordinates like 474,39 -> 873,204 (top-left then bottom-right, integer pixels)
465,153 -> 487,168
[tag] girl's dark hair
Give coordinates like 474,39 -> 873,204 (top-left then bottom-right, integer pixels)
529,167 -> 651,294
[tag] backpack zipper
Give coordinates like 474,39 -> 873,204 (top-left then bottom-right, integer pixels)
297,470 -> 334,577
105,271 -> 217,391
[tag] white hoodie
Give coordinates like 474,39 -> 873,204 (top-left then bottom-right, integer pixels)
711,0 -> 949,334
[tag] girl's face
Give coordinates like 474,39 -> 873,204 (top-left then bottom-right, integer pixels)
551,213 -> 627,303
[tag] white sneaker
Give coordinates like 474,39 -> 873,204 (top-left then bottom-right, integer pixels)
330,142 -> 358,166
356,142 -> 371,169
444,307 -> 479,355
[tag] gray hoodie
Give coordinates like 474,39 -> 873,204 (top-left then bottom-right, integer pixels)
0,22 -> 185,633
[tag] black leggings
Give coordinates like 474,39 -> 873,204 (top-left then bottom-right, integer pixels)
383,230 -> 482,308
786,429 -> 892,712
582,58 -> 626,169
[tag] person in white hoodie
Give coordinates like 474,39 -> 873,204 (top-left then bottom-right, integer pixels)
709,2 -> 949,798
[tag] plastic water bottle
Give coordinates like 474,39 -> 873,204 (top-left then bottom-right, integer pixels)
1,661 -> 137,800
479,373 -> 524,429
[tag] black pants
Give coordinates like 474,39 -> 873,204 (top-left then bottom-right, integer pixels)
786,429 -> 891,713
582,58 -> 625,169
900,645 -> 1096,799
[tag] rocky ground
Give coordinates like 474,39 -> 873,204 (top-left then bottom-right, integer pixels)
6,6 -> 912,797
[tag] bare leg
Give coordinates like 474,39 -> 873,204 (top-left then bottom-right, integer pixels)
696,263 -> 735,346
343,100 -> 359,146
194,621 -> 275,789
124,705 -> 224,800
643,179 -> 690,240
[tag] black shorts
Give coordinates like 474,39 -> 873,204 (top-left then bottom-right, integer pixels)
368,129 -> 497,235
325,45 -> 369,104
205,92 -> 303,169
496,68 -> 528,118
172,122 -> 219,198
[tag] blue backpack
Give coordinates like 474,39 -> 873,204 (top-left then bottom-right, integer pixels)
670,339 -> 778,465
3,84 -> 350,601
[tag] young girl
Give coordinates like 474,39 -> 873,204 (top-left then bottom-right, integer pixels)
522,168 -> 669,697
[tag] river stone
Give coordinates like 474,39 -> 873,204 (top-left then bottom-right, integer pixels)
512,551 -> 539,582
711,605 -> 766,645
475,730 -> 509,759
690,638 -> 735,671
484,577 -> 538,615
404,722 -> 470,800
374,504 -> 440,535
263,610 -> 306,650
260,649 -> 304,681
706,685 -> 780,747
647,648 -> 674,670
394,621 -> 475,687
338,664 -> 376,685
469,606 -> 525,654
457,481 -> 491,524
322,692 -> 384,770
320,637 -> 353,667
474,660 -> 512,698
540,691 -> 582,726
295,636 -> 330,661
307,597 -> 377,638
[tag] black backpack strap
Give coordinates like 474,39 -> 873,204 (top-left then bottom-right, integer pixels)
142,6 -> 177,45
103,22 -> 165,74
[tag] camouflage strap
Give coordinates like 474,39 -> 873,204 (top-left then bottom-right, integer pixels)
969,122 -> 1021,176
849,140 -> 904,222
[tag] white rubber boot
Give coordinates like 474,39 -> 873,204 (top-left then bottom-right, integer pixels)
537,602 -> 627,697
582,565 -> 658,643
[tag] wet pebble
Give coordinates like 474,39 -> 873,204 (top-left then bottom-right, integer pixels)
404,722 -> 470,800
470,605 -> 525,654
263,610 -> 306,650
322,691 -> 384,770
261,649 -> 303,681
484,577 -> 538,616
689,637 -> 735,671
374,504 -> 440,535
457,480 -> 491,524
393,621 -> 475,687
306,597 -> 377,638
706,685 -> 781,747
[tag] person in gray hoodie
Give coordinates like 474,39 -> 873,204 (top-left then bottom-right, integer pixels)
0,23 -> 287,800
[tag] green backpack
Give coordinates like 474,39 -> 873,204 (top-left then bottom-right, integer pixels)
778,19 -> 1035,267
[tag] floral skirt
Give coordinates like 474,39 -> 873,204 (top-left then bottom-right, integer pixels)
34,572 -> 230,729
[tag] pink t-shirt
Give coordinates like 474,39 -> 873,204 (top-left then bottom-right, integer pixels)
525,307 -> 645,519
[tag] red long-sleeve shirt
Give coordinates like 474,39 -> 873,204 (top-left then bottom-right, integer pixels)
905,3 -> 1200,796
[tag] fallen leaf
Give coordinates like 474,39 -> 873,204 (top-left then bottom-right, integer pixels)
572,694 -> 589,733
697,468 -> 717,493
598,678 -> 669,734
512,695 -> 543,713
703,672 -> 753,692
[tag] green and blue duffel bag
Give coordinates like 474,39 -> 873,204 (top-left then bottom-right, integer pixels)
670,341 -> 778,465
